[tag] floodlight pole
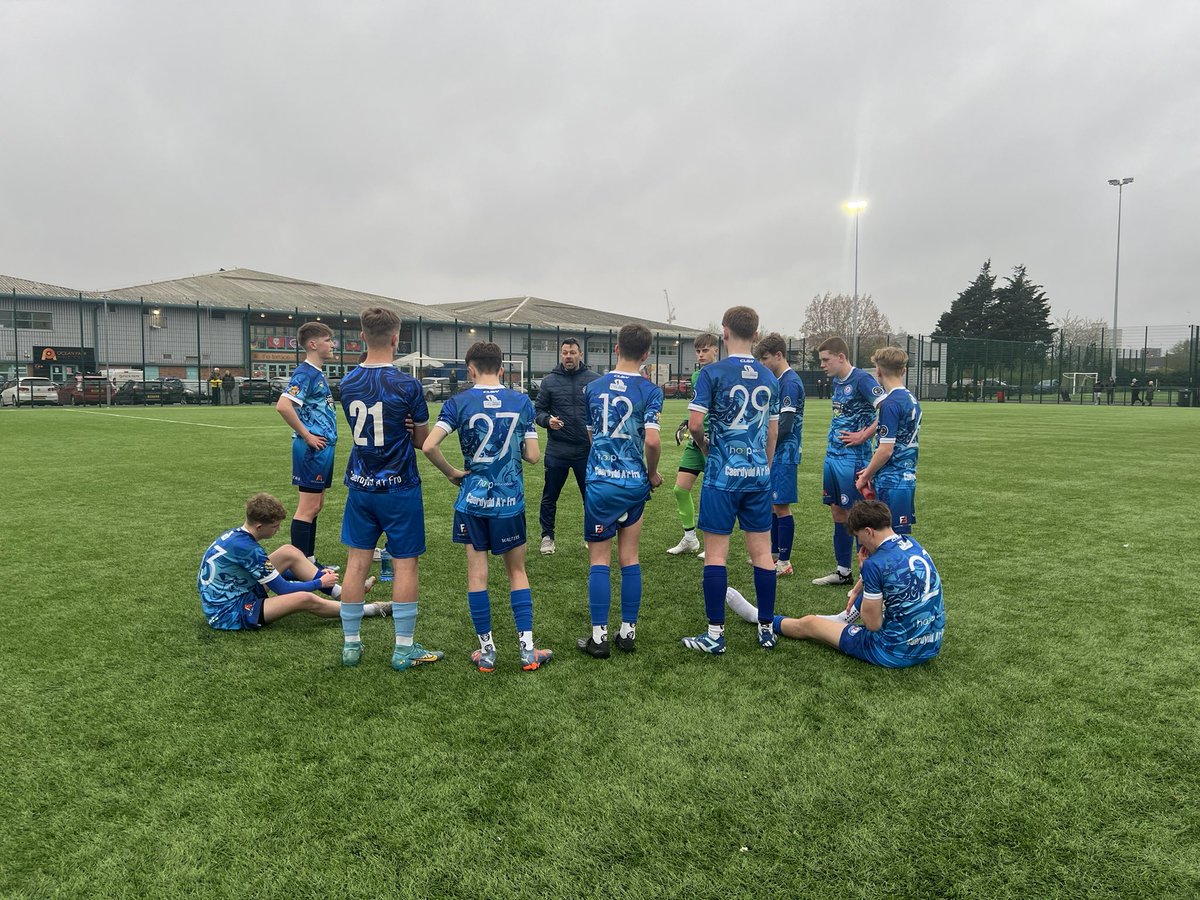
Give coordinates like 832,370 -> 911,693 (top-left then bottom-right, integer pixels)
844,200 -> 867,366
1108,177 -> 1133,381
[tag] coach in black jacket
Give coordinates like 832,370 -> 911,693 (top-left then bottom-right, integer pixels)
534,337 -> 600,554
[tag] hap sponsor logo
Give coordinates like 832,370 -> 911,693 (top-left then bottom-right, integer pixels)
741,365 -> 759,379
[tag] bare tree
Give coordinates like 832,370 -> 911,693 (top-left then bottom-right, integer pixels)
1055,312 -> 1109,352
800,292 -> 894,363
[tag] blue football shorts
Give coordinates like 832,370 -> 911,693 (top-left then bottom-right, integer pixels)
770,461 -> 799,505
453,509 -> 527,554
697,486 -> 772,535
341,488 -> 426,559
292,437 -> 336,491
873,473 -> 916,534
822,455 -> 865,508
584,483 -> 647,542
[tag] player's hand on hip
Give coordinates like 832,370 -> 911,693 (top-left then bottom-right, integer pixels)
549,416 -> 564,430
450,469 -> 467,486
305,433 -> 327,450
838,428 -> 868,446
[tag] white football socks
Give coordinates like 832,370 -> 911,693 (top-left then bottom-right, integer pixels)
724,587 -> 759,624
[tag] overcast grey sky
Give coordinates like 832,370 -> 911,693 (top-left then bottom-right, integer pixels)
2,0 -> 1197,333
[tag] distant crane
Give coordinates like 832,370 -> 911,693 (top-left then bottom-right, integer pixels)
664,289 -> 676,325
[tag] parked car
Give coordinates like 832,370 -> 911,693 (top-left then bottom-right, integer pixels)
59,376 -> 116,405
1,377 -> 59,406
420,376 -> 456,401
238,377 -> 281,404
114,379 -> 167,405
660,378 -> 693,400
528,377 -> 541,402
1032,379 -> 1060,394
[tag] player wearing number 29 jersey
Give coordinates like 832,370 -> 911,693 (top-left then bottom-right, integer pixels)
338,362 -> 430,559
691,355 -> 780,495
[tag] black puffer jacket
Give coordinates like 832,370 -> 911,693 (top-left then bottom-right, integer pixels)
535,363 -> 600,461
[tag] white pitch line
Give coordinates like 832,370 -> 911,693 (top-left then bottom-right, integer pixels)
68,410 -> 237,428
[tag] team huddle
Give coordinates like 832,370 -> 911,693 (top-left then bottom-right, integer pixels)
198,304 -> 945,672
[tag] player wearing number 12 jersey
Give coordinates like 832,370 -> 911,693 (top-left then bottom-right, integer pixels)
423,341 -> 552,673
682,306 -> 780,656
576,324 -> 664,659
336,307 -> 443,671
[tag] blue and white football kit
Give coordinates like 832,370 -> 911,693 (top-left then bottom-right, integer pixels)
822,367 -> 885,508
282,361 -> 338,490
690,355 -> 780,535
583,372 -> 664,541
198,527 -> 276,630
840,533 -> 944,667
338,364 -> 430,559
435,386 -> 538,554
873,387 -> 921,534
770,367 -> 805,505
683,353 -> 780,650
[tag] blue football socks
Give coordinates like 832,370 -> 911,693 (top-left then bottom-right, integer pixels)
777,514 -> 795,562
702,564 -> 726,625
589,565 -> 611,626
340,601 -> 364,643
620,564 -> 642,626
394,601 -> 417,647
753,565 -> 776,624
468,590 -> 491,637
833,522 -> 853,572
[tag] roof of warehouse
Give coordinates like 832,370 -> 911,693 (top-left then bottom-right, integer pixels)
430,295 -> 704,335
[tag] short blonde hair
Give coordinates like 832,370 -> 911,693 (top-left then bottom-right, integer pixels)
871,346 -> 908,377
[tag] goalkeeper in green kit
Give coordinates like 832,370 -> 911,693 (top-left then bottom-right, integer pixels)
666,332 -> 719,558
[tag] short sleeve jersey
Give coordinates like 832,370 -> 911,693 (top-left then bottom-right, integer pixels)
860,534 -> 945,666
338,363 -> 430,493
876,387 -> 921,479
775,367 -> 805,466
282,361 -> 338,442
197,527 -> 275,628
827,367 -> 885,460
435,386 -> 537,518
584,372 -> 664,492
689,354 -> 780,493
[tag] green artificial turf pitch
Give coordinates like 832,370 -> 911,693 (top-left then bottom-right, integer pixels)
1,400 -> 1197,899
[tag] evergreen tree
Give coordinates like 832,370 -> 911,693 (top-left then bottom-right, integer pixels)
932,261 -> 995,339
991,265 -> 1055,346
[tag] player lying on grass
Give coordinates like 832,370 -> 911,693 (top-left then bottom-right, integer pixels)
423,341 -> 554,673
198,492 -> 384,631
725,499 -> 944,667
576,324 -> 664,658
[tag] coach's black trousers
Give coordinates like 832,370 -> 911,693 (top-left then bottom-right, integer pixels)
539,455 -> 588,539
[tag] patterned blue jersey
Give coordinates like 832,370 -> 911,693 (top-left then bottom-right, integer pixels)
690,354 -> 780,493
197,527 -> 275,629
826,366 -> 885,460
584,372 -> 663,492
436,386 -> 537,518
876,387 -> 921,479
339,363 -> 429,493
282,361 -> 338,441
775,367 -> 805,466
860,534 -> 944,666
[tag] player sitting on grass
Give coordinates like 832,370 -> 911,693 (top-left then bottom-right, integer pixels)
422,341 -> 553,673
577,324 -> 664,658
275,321 -> 338,566
681,305 -> 780,656
754,332 -> 805,576
198,493 -> 384,631
666,332 -> 719,558
725,499 -> 944,667
337,307 -> 442,672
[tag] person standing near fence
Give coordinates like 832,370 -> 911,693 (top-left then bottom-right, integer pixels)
1106,376 -> 1116,405
1130,378 -> 1140,405
209,368 -> 223,406
222,370 -> 235,405
1144,380 -> 1155,406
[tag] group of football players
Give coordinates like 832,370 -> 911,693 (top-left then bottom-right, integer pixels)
198,302 -> 944,672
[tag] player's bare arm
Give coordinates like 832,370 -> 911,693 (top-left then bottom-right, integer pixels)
856,442 -> 895,491
275,394 -> 326,450
522,435 -> 540,465
687,409 -> 708,454
838,420 -> 877,447
645,426 -> 662,489
422,426 -> 466,485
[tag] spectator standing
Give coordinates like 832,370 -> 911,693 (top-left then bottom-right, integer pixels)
1144,380 -> 1155,406
1106,376 -> 1116,405
222,370 -> 236,405
209,368 -> 223,406
534,338 -> 599,554
1092,380 -> 1102,405
1130,378 -> 1140,406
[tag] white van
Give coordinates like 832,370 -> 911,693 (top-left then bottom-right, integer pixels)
100,368 -> 144,386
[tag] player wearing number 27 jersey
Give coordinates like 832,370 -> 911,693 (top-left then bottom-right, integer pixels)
338,363 -> 430,559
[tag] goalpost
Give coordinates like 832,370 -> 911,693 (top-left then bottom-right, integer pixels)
1063,373 -> 1098,396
